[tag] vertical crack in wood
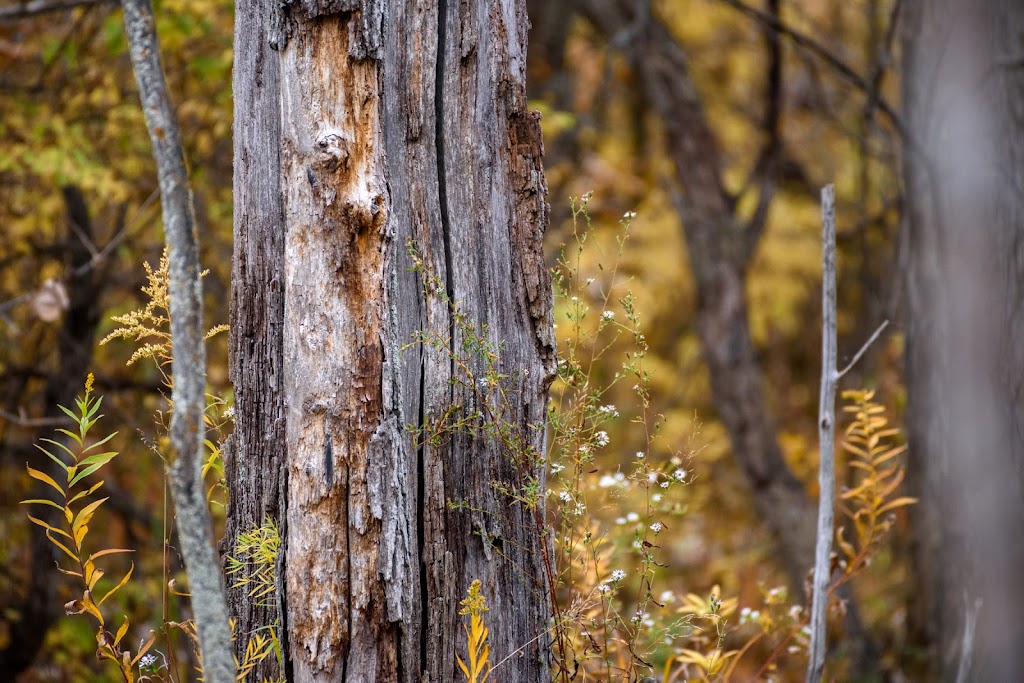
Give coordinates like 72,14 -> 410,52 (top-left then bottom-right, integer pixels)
434,0 -> 456,368
416,355 -> 428,676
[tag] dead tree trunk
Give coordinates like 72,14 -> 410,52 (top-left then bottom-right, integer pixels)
902,1 -> 1024,679
229,2 -> 555,681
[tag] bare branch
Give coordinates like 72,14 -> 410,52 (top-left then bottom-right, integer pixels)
0,0 -> 112,21
0,408 -> 70,427
807,184 -> 837,682
120,0 -> 234,680
718,0 -> 905,137
741,0 -> 783,259
837,319 -> 889,379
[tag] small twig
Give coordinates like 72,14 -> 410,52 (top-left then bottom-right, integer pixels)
837,319 -> 889,379
0,407 -> 71,428
807,184 -> 837,683
955,593 -> 983,683
121,0 -> 234,680
0,0 -> 113,20
717,0 -> 905,137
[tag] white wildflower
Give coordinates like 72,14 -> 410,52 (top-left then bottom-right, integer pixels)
650,522 -> 663,533
611,569 -> 627,582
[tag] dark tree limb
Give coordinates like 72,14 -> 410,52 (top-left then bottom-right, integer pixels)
0,0 -> 113,21
718,0 -> 905,137
579,1 -> 884,675
0,186 -> 105,676
120,1 -> 233,681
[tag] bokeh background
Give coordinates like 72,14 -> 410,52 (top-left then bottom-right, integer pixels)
0,0 -> 985,680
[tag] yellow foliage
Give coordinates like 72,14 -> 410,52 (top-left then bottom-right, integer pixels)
457,580 -> 492,683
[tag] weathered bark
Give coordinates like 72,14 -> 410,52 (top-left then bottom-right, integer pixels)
230,2 -> 555,681
902,1 -> 1024,679
224,0 -> 288,678
122,0 -> 234,680
808,185 -> 838,683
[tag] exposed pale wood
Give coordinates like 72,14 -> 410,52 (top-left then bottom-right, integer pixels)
231,1 -> 554,680
121,1 -> 234,680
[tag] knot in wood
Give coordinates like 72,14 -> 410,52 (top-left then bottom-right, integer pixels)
315,131 -> 349,171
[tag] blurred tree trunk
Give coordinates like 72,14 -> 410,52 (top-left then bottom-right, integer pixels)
228,1 -> 555,681
902,1 -> 1024,679
577,0 -> 809,597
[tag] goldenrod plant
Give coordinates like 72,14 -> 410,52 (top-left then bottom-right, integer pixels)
21,374 -> 155,682
457,580 -> 492,683
100,249 -> 228,380
834,389 -> 917,581
20,253 -> 279,681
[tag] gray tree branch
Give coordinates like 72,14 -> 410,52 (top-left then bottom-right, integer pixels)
120,0 -> 234,681
807,184 -> 837,682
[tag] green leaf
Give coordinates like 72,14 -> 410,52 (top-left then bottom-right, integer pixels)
34,444 -> 69,471
39,438 -> 78,461
69,457 -> 115,487
83,431 -> 117,453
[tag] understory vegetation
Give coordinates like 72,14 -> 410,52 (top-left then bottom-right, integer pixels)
20,199 -> 912,682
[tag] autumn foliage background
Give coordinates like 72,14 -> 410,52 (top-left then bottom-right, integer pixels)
1,0 -> 921,680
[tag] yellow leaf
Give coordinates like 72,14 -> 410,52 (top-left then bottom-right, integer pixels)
130,630 -> 157,667
878,496 -> 918,514
115,615 -> 130,646
73,497 -> 109,535
26,514 -> 72,540
26,466 -> 64,496
98,562 -> 134,606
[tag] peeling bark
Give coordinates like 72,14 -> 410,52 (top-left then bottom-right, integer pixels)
231,2 -> 554,680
